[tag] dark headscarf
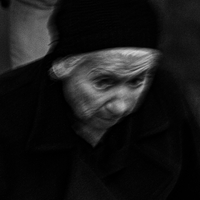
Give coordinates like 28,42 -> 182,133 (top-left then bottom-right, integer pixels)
47,0 -> 160,61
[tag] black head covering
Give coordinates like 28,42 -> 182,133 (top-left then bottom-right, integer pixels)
48,0 -> 160,60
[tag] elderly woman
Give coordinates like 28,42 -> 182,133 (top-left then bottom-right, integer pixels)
0,0 -> 199,199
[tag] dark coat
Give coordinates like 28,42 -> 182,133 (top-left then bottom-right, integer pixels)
0,58 -> 199,200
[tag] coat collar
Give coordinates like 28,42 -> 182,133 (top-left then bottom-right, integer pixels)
26,72 -> 170,152
26,74 -> 79,151
133,87 -> 170,141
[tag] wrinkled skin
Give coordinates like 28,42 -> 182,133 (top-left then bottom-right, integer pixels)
62,48 -> 158,145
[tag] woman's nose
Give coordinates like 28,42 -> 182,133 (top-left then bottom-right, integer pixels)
105,98 -> 132,117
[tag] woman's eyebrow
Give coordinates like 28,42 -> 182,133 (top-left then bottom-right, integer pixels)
123,70 -> 147,82
91,73 -> 121,82
88,69 -> 117,77
130,70 -> 147,77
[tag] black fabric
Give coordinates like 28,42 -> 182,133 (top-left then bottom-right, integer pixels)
0,59 -> 199,199
49,0 -> 160,59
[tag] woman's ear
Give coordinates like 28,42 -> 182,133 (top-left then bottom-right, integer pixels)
50,55 -> 85,79
50,59 -> 75,79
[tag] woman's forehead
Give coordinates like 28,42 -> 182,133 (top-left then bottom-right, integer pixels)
87,66 -> 148,81
84,48 -> 160,76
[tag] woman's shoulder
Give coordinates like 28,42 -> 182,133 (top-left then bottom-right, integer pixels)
0,58 -> 45,96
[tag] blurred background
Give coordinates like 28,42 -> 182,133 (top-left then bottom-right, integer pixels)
0,0 -> 57,73
0,0 -> 200,123
0,2 -> 10,74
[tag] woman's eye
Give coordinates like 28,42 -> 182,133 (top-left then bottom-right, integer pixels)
129,76 -> 144,87
93,78 -> 115,89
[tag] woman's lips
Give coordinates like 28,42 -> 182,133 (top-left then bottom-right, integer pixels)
97,116 -> 120,123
